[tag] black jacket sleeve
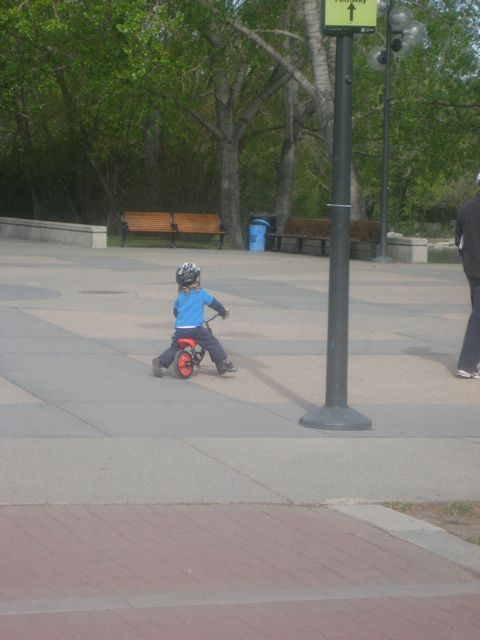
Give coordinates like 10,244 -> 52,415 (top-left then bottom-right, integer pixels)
208,297 -> 227,317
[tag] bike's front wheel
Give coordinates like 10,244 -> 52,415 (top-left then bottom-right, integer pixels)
173,350 -> 194,379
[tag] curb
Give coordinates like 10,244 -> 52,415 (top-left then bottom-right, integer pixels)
330,504 -> 480,573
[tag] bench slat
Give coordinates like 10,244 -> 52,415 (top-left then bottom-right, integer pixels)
350,220 -> 381,243
173,213 -> 225,235
123,212 -> 173,231
121,212 -> 175,247
283,218 -> 331,238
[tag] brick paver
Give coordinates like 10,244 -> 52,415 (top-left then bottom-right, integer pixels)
1,505 -> 479,639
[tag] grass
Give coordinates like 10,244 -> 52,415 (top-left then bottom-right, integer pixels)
383,501 -> 415,513
385,500 -> 475,518
107,234 -> 239,249
107,234 -> 234,250
446,501 -> 474,517
383,501 -> 480,547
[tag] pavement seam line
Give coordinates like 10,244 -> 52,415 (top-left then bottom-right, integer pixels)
2,581 -> 480,617
0,369 -> 110,437
1,307 -> 113,437
180,437 -> 291,504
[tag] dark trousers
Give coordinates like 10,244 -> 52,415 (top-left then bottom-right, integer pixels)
158,326 -> 227,368
458,277 -> 480,372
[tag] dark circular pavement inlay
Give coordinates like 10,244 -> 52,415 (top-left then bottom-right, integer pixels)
0,284 -> 61,300
80,290 -> 128,295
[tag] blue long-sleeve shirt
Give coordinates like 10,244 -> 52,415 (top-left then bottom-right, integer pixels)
174,288 -> 225,328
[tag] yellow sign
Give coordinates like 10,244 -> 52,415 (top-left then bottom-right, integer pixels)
324,0 -> 377,35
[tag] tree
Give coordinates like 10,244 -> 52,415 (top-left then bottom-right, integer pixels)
166,0 -> 304,247
0,0 -> 183,228
352,0 -> 480,226
198,0 -> 367,221
1,0 -> 478,236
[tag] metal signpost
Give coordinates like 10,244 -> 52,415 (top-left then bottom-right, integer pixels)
300,0 -> 376,430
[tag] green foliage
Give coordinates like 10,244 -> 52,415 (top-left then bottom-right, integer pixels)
0,0 -> 478,230
0,0 -> 196,224
353,0 -> 479,227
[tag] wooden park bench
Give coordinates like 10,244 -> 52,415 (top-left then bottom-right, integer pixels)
172,212 -> 226,249
267,217 -> 380,258
267,217 -> 332,255
121,211 -> 225,248
121,211 -> 175,247
350,220 -> 381,258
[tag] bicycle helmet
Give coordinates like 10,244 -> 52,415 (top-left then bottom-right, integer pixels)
176,261 -> 201,287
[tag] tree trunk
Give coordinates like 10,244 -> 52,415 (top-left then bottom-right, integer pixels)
212,52 -> 244,249
274,80 -> 301,231
29,185 -> 43,220
302,0 -> 365,219
91,160 -> 121,233
349,172 -> 365,220
15,95 -> 42,220
219,138 -> 243,247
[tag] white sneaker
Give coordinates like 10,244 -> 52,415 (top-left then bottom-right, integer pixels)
456,369 -> 480,379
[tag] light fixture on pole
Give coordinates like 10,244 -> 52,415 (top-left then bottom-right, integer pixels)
368,1 -> 427,262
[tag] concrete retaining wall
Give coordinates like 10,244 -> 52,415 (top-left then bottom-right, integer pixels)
0,217 -> 107,248
385,236 -> 428,263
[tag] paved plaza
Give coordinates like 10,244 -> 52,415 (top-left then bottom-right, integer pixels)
0,238 -> 479,638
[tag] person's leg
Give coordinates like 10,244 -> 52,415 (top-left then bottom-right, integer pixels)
156,342 -> 178,367
469,276 -> 477,308
457,279 -> 480,375
193,327 -> 228,364
152,332 -> 182,376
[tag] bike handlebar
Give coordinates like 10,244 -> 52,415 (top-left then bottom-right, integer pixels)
204,309 -> 229,324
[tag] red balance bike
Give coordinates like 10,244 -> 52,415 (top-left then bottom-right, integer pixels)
173,312 -> 227,379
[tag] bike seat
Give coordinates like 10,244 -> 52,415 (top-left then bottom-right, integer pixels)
177,338 -> 196,349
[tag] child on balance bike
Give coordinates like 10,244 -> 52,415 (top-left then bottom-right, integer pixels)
152,261 -> 236,377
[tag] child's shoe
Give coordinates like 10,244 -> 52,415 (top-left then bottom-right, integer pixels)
216,359 -> 237,375
152,357 -> 164,377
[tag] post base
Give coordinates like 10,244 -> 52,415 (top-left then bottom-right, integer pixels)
372,254 -> 394,263
299,405 -> 372,430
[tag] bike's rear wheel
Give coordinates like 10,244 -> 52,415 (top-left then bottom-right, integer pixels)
173,350 -> 194,379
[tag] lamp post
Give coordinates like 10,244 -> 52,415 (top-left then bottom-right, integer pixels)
300,0 -> 378,431
368,1 -> 427,262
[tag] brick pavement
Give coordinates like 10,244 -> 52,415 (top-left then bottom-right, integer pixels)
1,505 -> 479,639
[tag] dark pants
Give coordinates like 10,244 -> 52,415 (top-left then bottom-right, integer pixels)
157,326 -> 227,368
458,277 -> 480,372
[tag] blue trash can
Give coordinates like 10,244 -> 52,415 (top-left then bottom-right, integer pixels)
248,219 -> 270,251
249,213 -> 277,250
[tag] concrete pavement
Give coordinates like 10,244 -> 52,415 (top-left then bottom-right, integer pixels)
0,238 -> 479,638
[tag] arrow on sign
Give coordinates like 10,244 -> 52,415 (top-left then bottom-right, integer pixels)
348,3 -> 356,21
